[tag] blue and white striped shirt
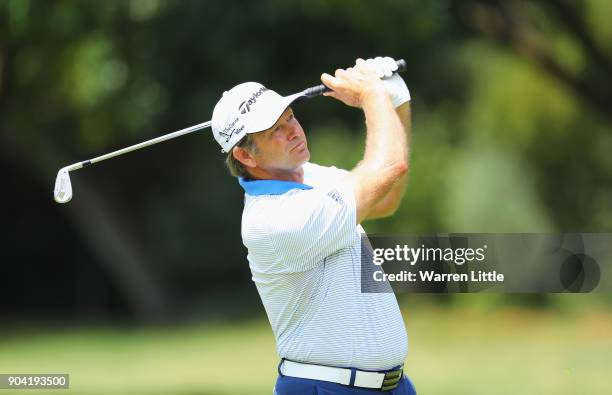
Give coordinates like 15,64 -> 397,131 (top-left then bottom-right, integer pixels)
240,162 -> 407,370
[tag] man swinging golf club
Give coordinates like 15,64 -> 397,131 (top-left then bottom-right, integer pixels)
211,57 -> 416,395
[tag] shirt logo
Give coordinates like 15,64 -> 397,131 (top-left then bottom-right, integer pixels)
327,190 -> 344,205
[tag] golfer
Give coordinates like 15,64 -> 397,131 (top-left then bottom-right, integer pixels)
211,57 -> 415,394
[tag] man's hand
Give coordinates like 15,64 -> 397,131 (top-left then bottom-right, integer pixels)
320,59 -> 388,108
363,57 -> 411,108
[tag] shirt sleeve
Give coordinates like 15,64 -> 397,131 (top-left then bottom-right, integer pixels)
328,165 -> 350,178
269,181 -> 357,272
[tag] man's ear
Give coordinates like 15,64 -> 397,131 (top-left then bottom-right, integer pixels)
233,145 -> 257,168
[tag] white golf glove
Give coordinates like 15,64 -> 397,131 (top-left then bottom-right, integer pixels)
362,56 -> 411,108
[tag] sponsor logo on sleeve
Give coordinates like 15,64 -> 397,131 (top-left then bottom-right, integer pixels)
327,189 -> 344,205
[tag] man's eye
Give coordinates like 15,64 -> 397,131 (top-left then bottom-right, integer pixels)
274,126 -> 282,132
288,114 -> 294,121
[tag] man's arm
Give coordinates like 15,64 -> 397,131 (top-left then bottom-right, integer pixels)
321,59 -> 409,224
363,101 -> 411,220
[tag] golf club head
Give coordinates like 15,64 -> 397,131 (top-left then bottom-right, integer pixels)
54,168 -> 73,203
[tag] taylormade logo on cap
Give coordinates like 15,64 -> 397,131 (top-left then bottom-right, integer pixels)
211,82 -> 302,153
239,86 -> 268,114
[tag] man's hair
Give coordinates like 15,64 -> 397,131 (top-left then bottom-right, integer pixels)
225,134 -> 258,178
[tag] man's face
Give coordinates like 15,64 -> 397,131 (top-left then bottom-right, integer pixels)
250,107 -> 310,172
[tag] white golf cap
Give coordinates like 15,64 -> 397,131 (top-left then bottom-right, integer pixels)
212,82 -> 303,153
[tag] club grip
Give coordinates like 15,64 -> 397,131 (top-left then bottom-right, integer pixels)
303,58 -> 407,98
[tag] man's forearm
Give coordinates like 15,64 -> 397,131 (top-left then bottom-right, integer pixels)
363,102 -> 411,219
360,86 -> 408,172
348,87 -> 408,222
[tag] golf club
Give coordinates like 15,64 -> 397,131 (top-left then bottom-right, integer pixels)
53,59 -> 407,203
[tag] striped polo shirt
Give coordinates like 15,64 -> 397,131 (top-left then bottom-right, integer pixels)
240,162 -> 408,370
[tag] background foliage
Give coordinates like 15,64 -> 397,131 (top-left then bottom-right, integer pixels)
1,1 -> 611,394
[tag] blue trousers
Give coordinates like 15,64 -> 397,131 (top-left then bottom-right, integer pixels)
274,374 -> 417,395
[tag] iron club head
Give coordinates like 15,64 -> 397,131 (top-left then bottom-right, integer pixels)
54,168 -> 73,203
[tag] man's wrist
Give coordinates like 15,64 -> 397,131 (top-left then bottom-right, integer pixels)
358,56 -> 411,108
360,82 -> 389,107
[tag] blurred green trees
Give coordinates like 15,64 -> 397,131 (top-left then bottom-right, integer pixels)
1,0 -> 610,319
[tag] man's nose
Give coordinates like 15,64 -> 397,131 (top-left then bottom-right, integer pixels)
286,124 -> 300,140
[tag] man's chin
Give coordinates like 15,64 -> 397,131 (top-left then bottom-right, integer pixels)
298,149 -> 311,163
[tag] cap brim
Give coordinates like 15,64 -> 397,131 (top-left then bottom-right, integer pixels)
246,92 -> 305,134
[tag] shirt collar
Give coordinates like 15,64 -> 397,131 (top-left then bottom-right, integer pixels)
238,178 -> 313,196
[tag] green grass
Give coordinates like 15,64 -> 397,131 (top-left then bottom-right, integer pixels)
405,302 -> 612,395
1,304 -> 611,395
0,321 -> 278,395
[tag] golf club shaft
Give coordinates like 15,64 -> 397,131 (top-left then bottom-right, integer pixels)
63,121 -> 212,172
63,58 -> 407,172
